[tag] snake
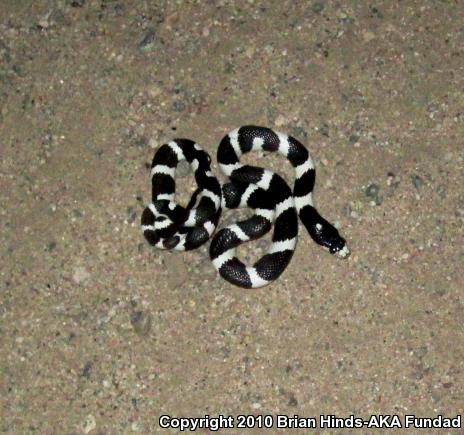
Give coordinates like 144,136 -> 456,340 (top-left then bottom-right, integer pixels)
141,125 -> 349,288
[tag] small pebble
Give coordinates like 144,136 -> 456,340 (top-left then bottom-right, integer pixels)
172,100 -> 186,112
436,184 -> 447,198
148,137 -> 158,149
365,183 -> 380,198
139,29 -> 157,52
319,124 -> 329,137
127,207 -> 137,224
131,310 -> 152,336
362,30 -> 375,42
73,266 -> 91,285
274,114 -> 288,127
131,422 -> 142,432
365,183 -> 382,205
176,160 -> 191,178
37,19 -> 49,29
444,152 -> 453,162
70,0 -> 85,7
245,46 -> 255,58
288,393 -> 298,407
82,414 -> 96,434
46,241 -> 57,251
81,361 -> 92,379
411,174 -> 424,190
370,6 -> 383,18
429,288 -> 447,296
292,126 -> 307,139
312,2 -> 324,13
195,258 -> 217,281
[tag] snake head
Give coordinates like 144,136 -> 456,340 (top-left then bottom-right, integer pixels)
309,221 -> 350,259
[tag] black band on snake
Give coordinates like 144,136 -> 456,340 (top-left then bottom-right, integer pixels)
141,126 -> 349,288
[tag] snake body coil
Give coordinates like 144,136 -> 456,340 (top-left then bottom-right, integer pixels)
141,126 -> 349,288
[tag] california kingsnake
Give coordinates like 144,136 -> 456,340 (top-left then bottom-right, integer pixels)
141,126 -> 349,288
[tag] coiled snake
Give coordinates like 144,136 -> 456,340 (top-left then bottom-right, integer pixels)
141,126 -> 349,288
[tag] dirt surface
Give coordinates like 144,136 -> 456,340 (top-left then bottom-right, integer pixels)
1,1 -> 463,434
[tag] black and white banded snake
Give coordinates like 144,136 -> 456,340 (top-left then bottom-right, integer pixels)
141,125 -> 349,288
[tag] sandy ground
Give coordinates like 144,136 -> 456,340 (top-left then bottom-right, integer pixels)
1,0 -> 463,433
